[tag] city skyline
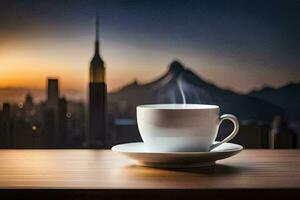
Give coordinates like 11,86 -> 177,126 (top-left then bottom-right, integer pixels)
0,0 -> 299,94
1,2 -> 299,150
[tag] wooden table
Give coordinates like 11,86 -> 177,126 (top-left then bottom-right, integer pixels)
0,150 -> 299,199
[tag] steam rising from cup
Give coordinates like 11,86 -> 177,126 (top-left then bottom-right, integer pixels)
177,77 -> 186,104
156,73 -> 212,104
175,74 -> 213,105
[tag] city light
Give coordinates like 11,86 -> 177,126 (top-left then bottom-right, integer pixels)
66,112 -> 72,118
18,102 -> 23,109
32,125 -> 37,131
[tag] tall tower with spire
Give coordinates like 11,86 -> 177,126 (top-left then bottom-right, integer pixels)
88,16 -> 107,148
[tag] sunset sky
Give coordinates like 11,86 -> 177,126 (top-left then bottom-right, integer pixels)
0,0 -> 299,93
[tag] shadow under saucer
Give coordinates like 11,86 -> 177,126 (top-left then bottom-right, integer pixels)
122,163 -> 251,176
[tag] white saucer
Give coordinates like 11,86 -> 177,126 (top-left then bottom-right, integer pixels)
112,142 -> 243,168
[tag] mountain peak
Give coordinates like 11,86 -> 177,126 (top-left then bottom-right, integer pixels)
168,60 -> 185,75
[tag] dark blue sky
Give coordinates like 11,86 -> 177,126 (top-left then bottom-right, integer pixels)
0,0 -> 299,92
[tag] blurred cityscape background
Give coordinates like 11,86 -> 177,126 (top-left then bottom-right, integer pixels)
0,0 -> 299,149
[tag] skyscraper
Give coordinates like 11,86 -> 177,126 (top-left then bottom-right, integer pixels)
44,78 -> 60,147
47,78 -> 59,109
88,16 -> 107,148
0,103 -> 13,148
58,97 -> 67,147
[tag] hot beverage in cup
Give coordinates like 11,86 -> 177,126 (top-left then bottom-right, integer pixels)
137,104 -> 239,152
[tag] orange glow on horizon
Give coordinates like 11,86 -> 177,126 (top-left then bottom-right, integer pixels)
0,34 -> 298,94
0,36 -> 169,92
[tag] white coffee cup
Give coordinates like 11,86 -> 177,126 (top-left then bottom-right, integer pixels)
137,104 -> 239,152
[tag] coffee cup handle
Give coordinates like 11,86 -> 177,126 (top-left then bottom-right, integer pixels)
210,114 -> 239,151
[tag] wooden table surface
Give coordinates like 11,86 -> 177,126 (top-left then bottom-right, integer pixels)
0,150 -> 299,199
